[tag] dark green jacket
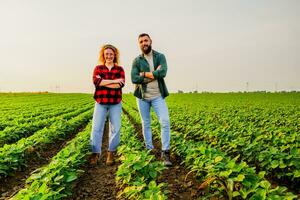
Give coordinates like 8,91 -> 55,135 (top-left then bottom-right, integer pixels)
131,50 -> 169,99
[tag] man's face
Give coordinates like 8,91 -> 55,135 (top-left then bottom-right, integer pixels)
138,36 -> 152,54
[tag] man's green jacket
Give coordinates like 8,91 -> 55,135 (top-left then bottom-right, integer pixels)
131,50 -> 169,99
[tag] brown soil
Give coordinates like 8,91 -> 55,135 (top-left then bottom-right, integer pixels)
0,125 -> 87,200
66,122 -> 119,200
122,108 -> 201,200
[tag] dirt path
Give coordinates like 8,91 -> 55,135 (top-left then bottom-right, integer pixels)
0,125 -> 87,200
122,108 -> 201,200
66,122 -> 119,200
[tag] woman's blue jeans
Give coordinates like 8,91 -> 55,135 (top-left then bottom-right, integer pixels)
90,102 -> 122,154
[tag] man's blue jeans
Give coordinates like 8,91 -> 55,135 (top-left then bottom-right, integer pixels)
90,102 -> 122,154
137,96 -> 170,151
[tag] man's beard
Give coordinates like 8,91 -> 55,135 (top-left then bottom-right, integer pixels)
141,45 -> 152,55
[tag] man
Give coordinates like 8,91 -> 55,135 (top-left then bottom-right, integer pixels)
131,33 -> 172,166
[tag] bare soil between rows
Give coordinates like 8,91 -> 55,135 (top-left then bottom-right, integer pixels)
66,122 -> 119,200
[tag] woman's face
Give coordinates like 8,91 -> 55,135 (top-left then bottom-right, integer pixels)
104,48 -> 115,63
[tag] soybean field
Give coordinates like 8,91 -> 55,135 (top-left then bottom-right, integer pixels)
0,92 -> 299,200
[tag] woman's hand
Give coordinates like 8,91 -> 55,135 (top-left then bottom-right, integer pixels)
113,79 -> 125,85
105,83 -> 121,88
99,78 -> 123,86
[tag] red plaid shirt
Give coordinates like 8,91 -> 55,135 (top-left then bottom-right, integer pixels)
93,65 -> 125,104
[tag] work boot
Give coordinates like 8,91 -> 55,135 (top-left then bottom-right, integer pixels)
106,151 -> 115,166
161,150 -> 172,166
90,153 -> 100,165
149,148 -> 157,156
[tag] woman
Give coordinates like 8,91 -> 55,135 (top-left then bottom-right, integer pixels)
90,44 -> 125,165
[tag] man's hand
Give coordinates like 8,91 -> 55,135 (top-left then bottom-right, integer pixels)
140,72 -> 154,79
145,72 -> 154,79
139,65 -> 161,80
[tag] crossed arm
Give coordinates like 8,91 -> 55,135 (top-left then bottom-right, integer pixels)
93,67 -> 125,89
139,65 -> 161,84
131,54 -> 167,84
96,76 -> 124,88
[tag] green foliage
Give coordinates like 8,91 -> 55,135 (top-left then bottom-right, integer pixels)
12,122 -> 92,199
0,105 -> 92,147
162,93 -> 300,182
123,94 -> 299,199
0,109 -> 93,178
116,114 -> 167,200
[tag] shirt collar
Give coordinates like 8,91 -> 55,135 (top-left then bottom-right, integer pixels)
103,63 -> 116,70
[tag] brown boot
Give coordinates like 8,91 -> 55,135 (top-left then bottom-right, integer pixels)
106,151 -> 115,166
90,153 -> 100,165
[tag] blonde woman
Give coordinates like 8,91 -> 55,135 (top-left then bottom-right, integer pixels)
90,44 -> 125,165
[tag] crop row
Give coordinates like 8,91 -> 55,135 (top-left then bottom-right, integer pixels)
12,122 -> 93,199
9,111 -> 166,200
123,102 -> 298,199
0,105 -> 93,147
122,94 -> 299,184
116,113 -> 166,199
0,101 -> 91,130
0,109 -> 93,178
167,105 -> 300,183
0,94 -> 92,124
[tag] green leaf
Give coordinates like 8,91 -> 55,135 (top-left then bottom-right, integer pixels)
133,163 -> 143,170
54,175 -> 64,182
214,156 -> 223,163
65,172 -> 77,182
237,174 -> 245,182
279,161 -> 287,169
270,160 -> 279,169
259,180 -> 271,189
149,170 -> 157,179
233,191 -> 240,197
250,188 -> 267,200
293,170 -> 300,178
38,182 -> 48,193
258,171 -> 266,179
219,170 -> 232,178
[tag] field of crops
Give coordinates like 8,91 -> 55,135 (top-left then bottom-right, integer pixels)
0,92 -> 299,200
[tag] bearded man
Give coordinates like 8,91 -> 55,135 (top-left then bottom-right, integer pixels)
131,33 -> 172,166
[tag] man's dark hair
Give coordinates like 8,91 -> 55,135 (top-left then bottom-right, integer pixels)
138,33 -> 151,39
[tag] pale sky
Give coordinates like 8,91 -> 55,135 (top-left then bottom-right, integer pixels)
0,0 -> 299,93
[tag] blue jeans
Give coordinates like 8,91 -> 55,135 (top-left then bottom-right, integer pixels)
137,96 -> 170,151
90,102 -> 122,154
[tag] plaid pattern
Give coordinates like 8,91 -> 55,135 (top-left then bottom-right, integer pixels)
93,65 -> 125,104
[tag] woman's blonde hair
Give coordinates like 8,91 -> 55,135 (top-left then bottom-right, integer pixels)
98,44 -> 120,65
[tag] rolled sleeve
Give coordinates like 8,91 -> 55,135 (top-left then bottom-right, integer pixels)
119,67 -> 125,88
93,66 -> 102,87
